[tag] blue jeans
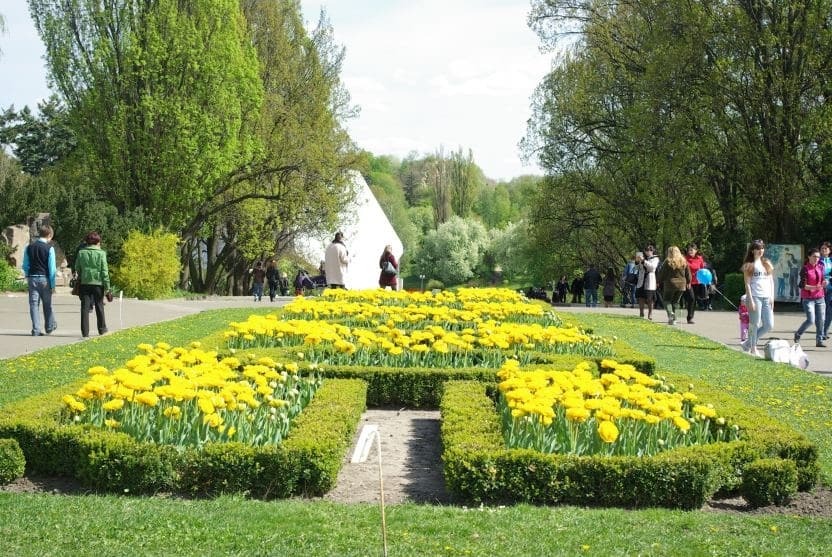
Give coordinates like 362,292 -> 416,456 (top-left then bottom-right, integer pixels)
584,288 -> 598,307
747,296 -> 773,349
28,276 -> 56,335
252,282 -> 264,300
823,287 -> 832,337
797,298 -> 825,343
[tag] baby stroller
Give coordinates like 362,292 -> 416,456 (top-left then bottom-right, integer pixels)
293,269 -> 316,295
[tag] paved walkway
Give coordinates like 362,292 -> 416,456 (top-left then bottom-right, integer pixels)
0,287 -> 290,360
555,304 -> 832,378
2,290 -> 831,377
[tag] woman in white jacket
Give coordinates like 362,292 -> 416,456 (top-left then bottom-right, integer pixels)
324,232 -> 349,288
637,245 -> 660,320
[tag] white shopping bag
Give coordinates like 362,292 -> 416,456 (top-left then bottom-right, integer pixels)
788,343 -> 809,370
764,339 -> 791,363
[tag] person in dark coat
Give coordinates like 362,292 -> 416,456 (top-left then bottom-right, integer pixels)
379,244 -> 399,289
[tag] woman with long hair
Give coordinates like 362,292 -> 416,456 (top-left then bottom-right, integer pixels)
741,239 -> 775,357
657,246 -> 691,325
378,244 -> 399,289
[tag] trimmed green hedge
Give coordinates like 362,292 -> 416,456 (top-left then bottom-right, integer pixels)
441,380 -> 818,509
0,438 -> 25,484
235,346 -> 653,408
0,379 -> 366,498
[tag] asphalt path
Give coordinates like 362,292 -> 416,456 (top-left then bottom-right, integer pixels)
2,289 -> 831,378
0,287 -> 289,360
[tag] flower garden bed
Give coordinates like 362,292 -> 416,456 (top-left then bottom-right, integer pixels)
0,374 -> 366,497
441,379 -> 817,509
0,288 -> 819,507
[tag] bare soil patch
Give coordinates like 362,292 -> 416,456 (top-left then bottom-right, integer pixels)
4,408 -> 832,518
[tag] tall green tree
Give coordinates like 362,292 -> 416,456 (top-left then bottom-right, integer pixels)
0,96 -> 76,175
28,0 -> 263,230
525,0 -> 832,274
182,2 -> 357,293
449,147 -> 482,217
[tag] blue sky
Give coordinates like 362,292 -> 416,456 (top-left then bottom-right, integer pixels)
0,1 -> 550,180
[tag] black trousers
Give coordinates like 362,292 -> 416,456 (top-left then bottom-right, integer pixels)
79,284 -> 107,337
681,287 -> 696,322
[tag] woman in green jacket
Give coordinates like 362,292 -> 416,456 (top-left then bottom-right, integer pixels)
75,231 -> 111,337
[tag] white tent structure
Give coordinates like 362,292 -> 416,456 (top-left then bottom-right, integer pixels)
293,171 -> 403,290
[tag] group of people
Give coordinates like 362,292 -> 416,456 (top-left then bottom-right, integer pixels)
253,231 -> 401,299
24,226 -> 111,338
735,240 -> 832,357
561,244 -> 717,324
250,260 -> 292,302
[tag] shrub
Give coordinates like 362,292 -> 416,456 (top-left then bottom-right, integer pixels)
721,273 -> 745,309
741,458 -> 798,507
0,259 -> 21,293
0,438 -> 26,484
112,229 -> 180,299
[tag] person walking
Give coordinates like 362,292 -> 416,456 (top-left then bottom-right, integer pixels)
324,232 -> 349,289
621,257 -> 638,308
794,247 -> 827,347
741,239 -> 775,357
638,246 -> 660,320
820,241 -> 832,340
265,260 -> 279,302
378,244 -> 399,289
602,267 -> 617,308
583,264 -> 602,307
683,243 -> 705,324
555,275 -> 569,304
75,231 -> 111,338
570,274 -> 583,304
251,262 -> 266,301
658,246 -> 692,326
22,224 -> 57,336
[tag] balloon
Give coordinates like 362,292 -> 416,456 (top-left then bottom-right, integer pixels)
696,268 -> 713,285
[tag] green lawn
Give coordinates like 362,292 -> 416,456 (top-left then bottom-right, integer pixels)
1,306 -> 831,556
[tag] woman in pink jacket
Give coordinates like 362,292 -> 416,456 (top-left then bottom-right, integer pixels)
794,247 -> 827,347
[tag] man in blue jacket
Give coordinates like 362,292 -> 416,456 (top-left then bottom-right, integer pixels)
22,224 -> 57,336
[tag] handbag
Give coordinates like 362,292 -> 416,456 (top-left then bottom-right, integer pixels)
105,291 -> 114,303
381,260 -> 397,276
70,278 -> 80,297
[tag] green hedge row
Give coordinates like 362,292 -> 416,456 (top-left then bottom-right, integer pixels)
241,346 -> 653,408
0,379 -> 366,498
441,380 -> 817,509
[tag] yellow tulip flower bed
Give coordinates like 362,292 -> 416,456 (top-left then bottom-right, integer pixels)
318,286 -> 530,307
225,315 -> 610,366
282,296 -> 560,328
497,358 -> 739,457
442,378 -> 818,509
60,342 -> 322,448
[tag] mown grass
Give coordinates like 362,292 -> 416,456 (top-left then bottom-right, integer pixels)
0,494 -> 830,556
1,306 -> 832,555
570,312 -> 832,484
